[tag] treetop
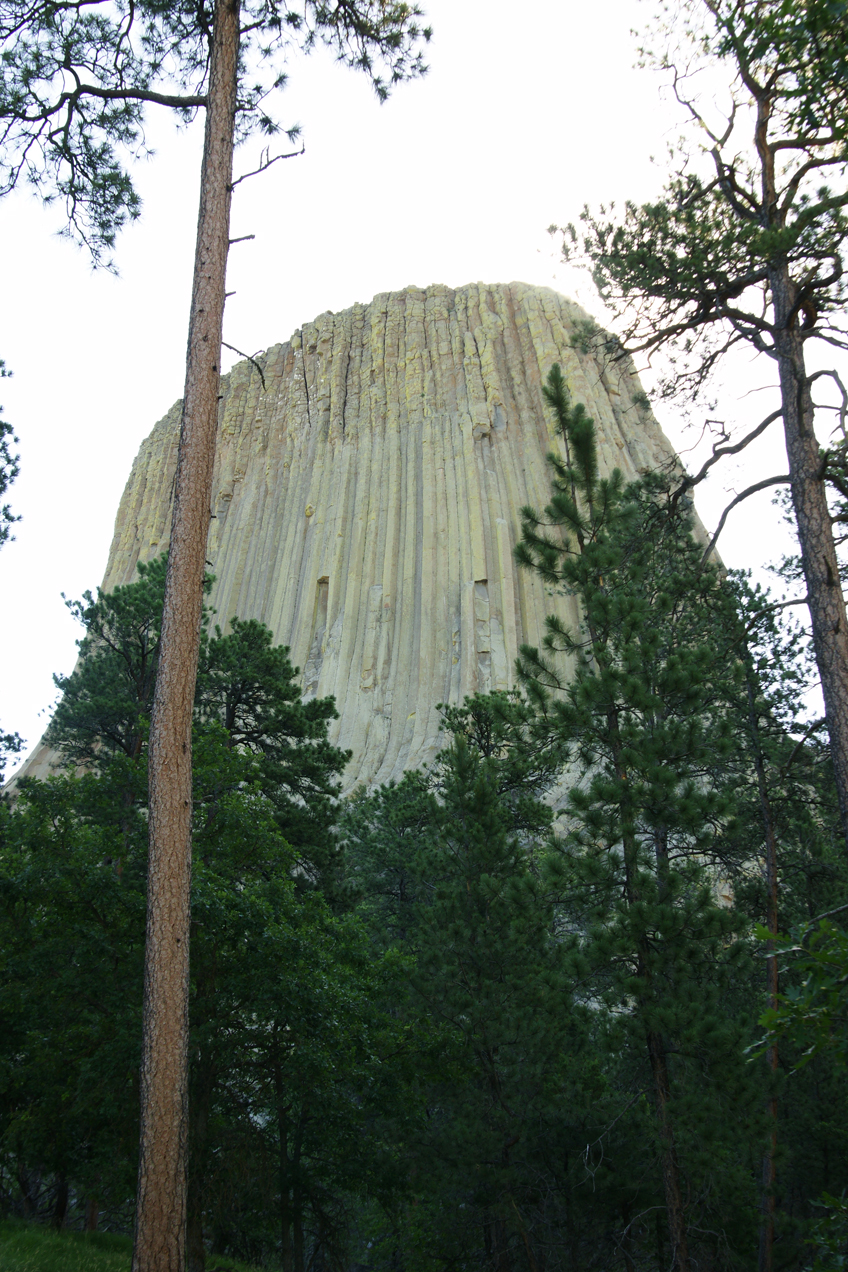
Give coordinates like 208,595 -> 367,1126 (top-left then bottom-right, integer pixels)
0,0 -> 431,263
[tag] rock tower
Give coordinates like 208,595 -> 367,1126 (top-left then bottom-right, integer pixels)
21,282 -> 680,789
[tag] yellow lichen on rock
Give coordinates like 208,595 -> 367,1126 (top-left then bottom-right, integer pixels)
20,282 -> 680,790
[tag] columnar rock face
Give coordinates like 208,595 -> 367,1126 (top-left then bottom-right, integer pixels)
22,282 -> 680,790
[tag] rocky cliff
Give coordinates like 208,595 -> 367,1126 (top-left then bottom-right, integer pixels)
21,282 -> 680,790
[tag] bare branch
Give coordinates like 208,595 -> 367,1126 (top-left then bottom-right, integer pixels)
77,82 -> 207,109
778,153 -> 845,219
18,82 -> 209,116
230,144 -> 304,191
222,342 -> 267,391
710,148 -> 760,221
670,63 -> 737,146
700,475 -> 792,565
814,331 -> 848,354
672,408 -> 782,509
773,133 -> 842,153
782,718 -> 828,776
743,595 -> 809,636
810,369 -> 848,440
811,902 -> 848,925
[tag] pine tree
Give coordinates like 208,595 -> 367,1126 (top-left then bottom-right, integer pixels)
1,7 -> 431,1259
0,358 -> 22,774
556,0 -> 848,847
0,769 -> 149,1228
0,360 -> 17,551
47,556 -> 350,886
2,561 -> 402,1266
516,365 -> 763,1271
343,696 -> 610,1272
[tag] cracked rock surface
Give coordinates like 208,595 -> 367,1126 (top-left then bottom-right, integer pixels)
21,282 -> 680,791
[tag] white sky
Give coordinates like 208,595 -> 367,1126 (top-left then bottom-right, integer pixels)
0,0 -> 815,769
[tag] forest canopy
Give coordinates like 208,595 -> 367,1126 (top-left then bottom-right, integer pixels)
2,368 -> 847,1272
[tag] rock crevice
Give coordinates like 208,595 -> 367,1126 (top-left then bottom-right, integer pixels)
21,282 -> 680,790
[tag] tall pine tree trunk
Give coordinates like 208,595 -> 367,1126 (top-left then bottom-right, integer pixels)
646,1029 -> 690,1272
777,319 -> 848,841
742,661 -> 779,1272
132,1 -> 240,1268
292,1113 -> 306,1272
275,1063 -> 294,1272
52,1175 -> 69,1231
770,267 -> 848,850
16,1163 -> 38,1219
618,743 -> 689,1272
187,1049 -> 216,1272
617,733 -> 690,1272
758,894 -> 779,1272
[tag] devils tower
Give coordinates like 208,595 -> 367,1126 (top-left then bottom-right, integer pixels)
20,282 -> 681,789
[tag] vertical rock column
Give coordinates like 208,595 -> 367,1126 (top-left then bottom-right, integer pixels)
25,282 -> 680,791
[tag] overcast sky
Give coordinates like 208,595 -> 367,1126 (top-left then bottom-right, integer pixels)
0,0 -> 810,769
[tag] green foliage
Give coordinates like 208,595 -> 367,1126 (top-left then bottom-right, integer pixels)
0,751 -> 409,1260
1,559 -> 401,1265
186,794 -> 411,1266
760,918 -> 848,1067
10,392 -> 848,1267
554,0 -> 848,405
518,370 -> 746,872
517,365 -> 772,1266
730,574 -> 848,1261
0,772 -> 148,1219
707,0 -> 848,140
0,360 -> 18,550
0,728 -> 22,784
196,616 -> 352,888
46,555 -> 181,766
726,572 -> 846,930
805,1192 -> 848,1272
0,0 -> 431,264
0,359 -> 22,772
345,696 -> 665,1271
397,737 -> 592,1270
45,555 -> 351,889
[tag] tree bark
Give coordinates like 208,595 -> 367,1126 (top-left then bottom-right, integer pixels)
275,1063 -> 294,1272
16,1164 -> 38,1219
187,1049 -> 216,1272
646,1030 -> 690,1272
132,0 -> 240,1268
484,1215 -> 513,1272
52,1175 -> 69,1231
744,663 -> 779,1272
749,41 -> 848,851
293,1112 -> 306,1272
616,733 -> 689,1272
771,287 -> 848,848
620,1201 -> 636,1272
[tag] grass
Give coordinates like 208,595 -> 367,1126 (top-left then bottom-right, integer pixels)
0,1222 -> 264,1272
0,1221 -> 131,1272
